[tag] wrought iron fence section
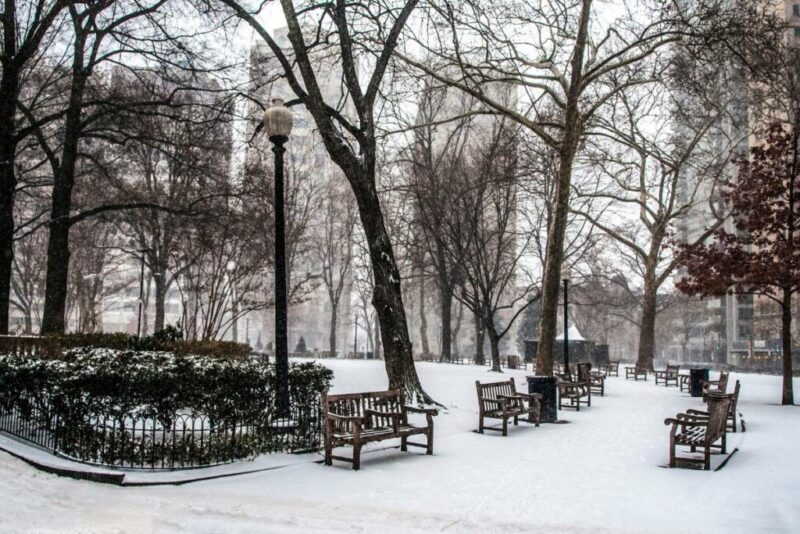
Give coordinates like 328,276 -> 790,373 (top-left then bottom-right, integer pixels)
0,393 -> 322,470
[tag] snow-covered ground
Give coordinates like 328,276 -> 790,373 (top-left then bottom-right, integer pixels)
1,360 -> 799,533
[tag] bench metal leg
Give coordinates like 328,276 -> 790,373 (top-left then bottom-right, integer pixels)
401,436 -> 408,452
352,443 -> 362,471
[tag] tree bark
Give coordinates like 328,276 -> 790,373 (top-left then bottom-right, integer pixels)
782,287 -> 795,405
419,280 -> 430,355
474,312 -> 485,364
534,0 -> 592,377
154,273 -> 167,332
486,320 -> 502,372
328,302 -> 338,353
452,300 -> 464,357
0,22 -> 19,335
636,267 -> 658,371
350,172 -> 432,403
439,281 -> 452,361
373,314 -> 381,360
40,60 -> 89,333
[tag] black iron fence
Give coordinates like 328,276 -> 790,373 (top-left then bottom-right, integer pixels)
0,394 -> 322,470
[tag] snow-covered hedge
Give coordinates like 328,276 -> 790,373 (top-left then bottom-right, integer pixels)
0,348 -> 333,467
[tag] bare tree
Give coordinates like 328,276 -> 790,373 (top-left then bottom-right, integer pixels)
0,0 -> 71,334
400,0 -> 763,375
216,0 -> 433,402
572,83 -> 740,370
435,121 -> 539,371
311,182 -> 356,354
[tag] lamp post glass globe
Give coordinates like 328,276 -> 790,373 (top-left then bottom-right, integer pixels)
263,98 -> 293,141
561,265 -> 571,282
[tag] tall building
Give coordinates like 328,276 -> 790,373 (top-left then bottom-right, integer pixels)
244,28 -> 355,354
409,76 -> 523,358
673,1 -> 800,365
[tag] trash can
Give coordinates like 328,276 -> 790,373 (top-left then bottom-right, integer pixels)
527,376 -> 558,423
689,368 -> 709,397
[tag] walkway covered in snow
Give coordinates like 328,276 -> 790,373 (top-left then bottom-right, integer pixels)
1,360 -> 798,533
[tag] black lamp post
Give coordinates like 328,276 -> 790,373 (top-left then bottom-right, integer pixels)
561,265 -> 571,375
263,98 -> 293,417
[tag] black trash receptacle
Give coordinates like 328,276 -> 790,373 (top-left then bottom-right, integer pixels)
689,368 -> 709,397
527,376 -> 558,423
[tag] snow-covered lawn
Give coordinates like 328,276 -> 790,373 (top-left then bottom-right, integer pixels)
1,360 -> 799,533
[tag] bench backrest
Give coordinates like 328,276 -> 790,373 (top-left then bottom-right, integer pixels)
730,380 -> 740,414
707,379 -> 740,417
608,361 -> 619,370
476,378 -> 519,407
323,390 -> 405,433
718,371 -> 730,392
705,393 -> 733,445
666,364 -> 680,375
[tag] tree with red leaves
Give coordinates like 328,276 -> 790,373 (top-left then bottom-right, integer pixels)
676,123 -> 798,405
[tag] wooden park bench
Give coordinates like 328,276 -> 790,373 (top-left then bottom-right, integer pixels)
664,392 -> 733,470
606,360 -> 620,377
322,390 -> 438,470
476,378 -> 541,436
702,371 -> 729,400
558,365 -> 591,410
503,354 -> 522,370
654,364 -> 680,387
686,380 -> 743,434
625,365 -> 648,381
577,362 -> 605,397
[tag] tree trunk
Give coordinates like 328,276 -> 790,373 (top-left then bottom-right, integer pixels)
452,301 -> 464,357
350,172 -> 433,404
0,54 -> 19,336
373,313 -> 381,360
636,270 -> 658,371
23,313 -> 32,335
486,320 -> 502,372
40,66 -> 88,334
534,0 -> 592,377
439,282 -> 452,362
328,300 -> 338,353
154,274 -> 167,332
782,288 -> 795,405
419,280 -> 430,356
474,312 -> 485,364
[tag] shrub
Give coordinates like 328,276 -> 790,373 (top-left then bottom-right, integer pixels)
0,349 -> 333,467
48,331 -> 251,360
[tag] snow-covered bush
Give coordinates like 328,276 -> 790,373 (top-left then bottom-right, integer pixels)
0,348 -> 333,467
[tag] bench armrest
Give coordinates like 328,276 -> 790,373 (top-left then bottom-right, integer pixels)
404,405 -> 438,416
325,413 -> 365,437
686,409 -> 710,417
516,392 -> 542,401
664,416 -> 708,427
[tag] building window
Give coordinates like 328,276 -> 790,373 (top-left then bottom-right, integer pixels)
794,4 -> 800,17
795,26 -> 800,38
